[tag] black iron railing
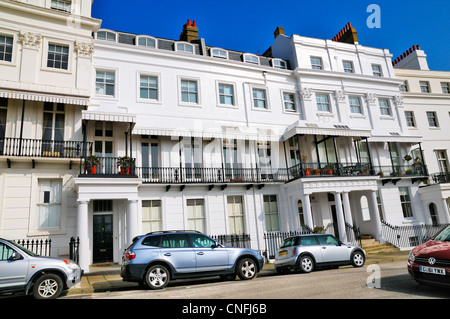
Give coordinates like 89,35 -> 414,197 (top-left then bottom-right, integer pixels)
1,138 -> 90,158
263,228 -> 314,259
372,164 -> 427,178
431,173 -> 450,184
14,238 -> 52,257
69,237 -> 80,264
80,156 -> 137,177
381,221 -> 449,248
210,234 -> 251,248
137,167 -> 289,184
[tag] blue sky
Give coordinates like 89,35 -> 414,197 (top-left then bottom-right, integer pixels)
92,0 -> 450,71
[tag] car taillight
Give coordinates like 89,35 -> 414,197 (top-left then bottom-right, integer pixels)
292,247 -> 296,256
125,252 -> 136,260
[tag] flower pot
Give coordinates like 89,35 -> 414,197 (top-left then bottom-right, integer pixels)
87,165 -> 97,175
120,167 -> 130,175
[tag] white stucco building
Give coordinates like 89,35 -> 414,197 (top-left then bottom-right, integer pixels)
393,46 -> 450,227
0,1 -> 447,273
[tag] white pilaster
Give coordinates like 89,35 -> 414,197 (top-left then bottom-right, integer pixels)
77,200 -> 89,273
127,199 -> 139,244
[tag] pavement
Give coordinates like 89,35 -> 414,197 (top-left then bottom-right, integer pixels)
65,250 -> 410,297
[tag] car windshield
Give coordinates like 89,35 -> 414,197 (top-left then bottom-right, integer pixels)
433,226 -> 450,241
7,240 -> 38,256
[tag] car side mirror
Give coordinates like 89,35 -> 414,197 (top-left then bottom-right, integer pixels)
9,251 -> 22,260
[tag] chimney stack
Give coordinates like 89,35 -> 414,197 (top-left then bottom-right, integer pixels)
179,19 -> 199,43
332,22 -> 358,44
392,45 -> 429,70
274,26 -> 285,39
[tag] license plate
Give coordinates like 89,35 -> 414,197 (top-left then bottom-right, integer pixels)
420,266 -> 446,275
279,251 -> 287,256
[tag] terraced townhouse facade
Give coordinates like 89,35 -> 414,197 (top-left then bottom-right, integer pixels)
0,1 -> 447,272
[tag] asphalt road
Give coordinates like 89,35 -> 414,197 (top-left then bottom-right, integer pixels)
62,260 -> 450,300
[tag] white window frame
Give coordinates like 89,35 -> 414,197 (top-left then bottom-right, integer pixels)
264,195 -> 280,232
186,198 -> 206,233
399,187 -> 413,218
243,53 -> 259,65
138,73 -> 160,102
399,80 -> 409,92
227,195 -> 245,235
282,91 -> 297,113
251,86 -> 269,110
426,111 -> 439,128
420,81 -> 431,93
96,30 -> 118,42
41,38 -> 72,73
378,98 -> 392,116
50,0 -> 72,12
142,199 -> 163,233
405,111 -> 416,128
0,33 -> 14,65
136,36 -> 157,48
46,43 -> 69,70
316,93 -> 331,113
310,56 -> 323,70
343,60 -> 354,73
179,77 -> 201,106
348,96 -> 363,115
210,48 -> 228,59
441,82 -> 450,94
95,69 -> 117,98
371,64 -> 382,77
217,82 -> 236,107
175,42 -> 194,54
272,59 -> 287,69
37,179 -> 62,230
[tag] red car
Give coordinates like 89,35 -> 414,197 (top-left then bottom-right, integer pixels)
407,225 -> 450,287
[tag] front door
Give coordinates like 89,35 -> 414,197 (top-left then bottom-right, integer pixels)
93,214 -> 114,263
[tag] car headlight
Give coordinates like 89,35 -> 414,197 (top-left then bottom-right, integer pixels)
408,250 -> 415,262
64,259 -> 80,270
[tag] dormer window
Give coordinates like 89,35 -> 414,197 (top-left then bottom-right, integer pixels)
96,31 -> 117,42
176,42 -> 194,54
211,48 -> 228,59
137,36 -> 157,48
51,0 -> 71,12
243,54 -> 259,65
272,59 -> 287,69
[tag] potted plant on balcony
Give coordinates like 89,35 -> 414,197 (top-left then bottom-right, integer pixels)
117,155 -> 131,175
85,154 -> 100,174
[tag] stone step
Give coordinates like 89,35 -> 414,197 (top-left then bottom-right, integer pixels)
361,238 -> 400,254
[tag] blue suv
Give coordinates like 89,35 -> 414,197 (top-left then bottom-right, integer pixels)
121,230 -> 264,289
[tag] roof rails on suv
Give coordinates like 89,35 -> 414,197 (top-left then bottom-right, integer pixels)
145,230 -> 202,235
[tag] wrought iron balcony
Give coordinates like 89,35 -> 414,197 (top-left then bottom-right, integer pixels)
372,164 -> 428,178
79,156 -> 137,177
431,173 -> 450,184
0,137 -> 91,159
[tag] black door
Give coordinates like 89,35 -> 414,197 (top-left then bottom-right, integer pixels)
93,214 -> 114,263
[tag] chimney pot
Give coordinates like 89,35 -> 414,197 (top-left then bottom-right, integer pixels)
417,45 -> 420,50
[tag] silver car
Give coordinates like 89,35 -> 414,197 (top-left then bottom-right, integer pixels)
0,238 -> 82,299
274,234 -> 365,274
121,230 -> 264,289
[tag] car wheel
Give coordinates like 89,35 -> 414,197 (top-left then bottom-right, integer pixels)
351,251 -> 365,267
145,264 -> 170,289
32,274 -> 63,299
298,255 -> 314,273
237,258 -> 257,280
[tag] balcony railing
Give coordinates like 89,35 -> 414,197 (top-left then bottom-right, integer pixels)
0,137 -> 91,159
372,164 -> 427,178
288,162 -> 373,179
430,172 -> 450,184
80,156 -> 137,177
137,167 -> 289,184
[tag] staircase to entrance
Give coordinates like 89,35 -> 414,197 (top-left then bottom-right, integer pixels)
360,236 -> 400,254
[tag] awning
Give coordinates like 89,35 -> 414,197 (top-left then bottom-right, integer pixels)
133,126 -> 280,141
82,110 -> 136,123
282,121 -> 371,141
367,135 -> 422,143
0,89 -> 89,105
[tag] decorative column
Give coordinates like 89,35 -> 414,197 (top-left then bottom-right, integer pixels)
442,199 -> 450,224
342,191 -> 353,226
127,199 -> 139,244
301,194 -> 314,230
334,192 -> 347,243
18,31 -> 42,83
368,191 -> 383,242
77,200 -> 89,273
